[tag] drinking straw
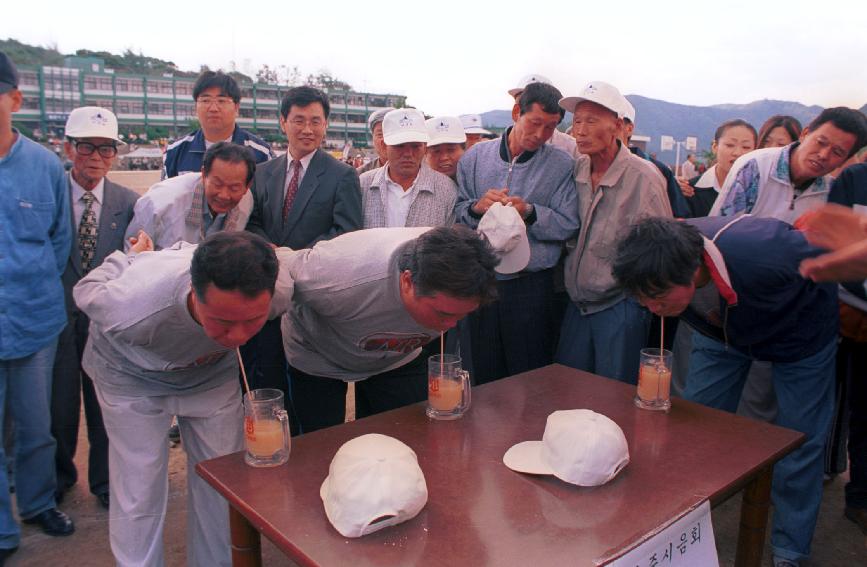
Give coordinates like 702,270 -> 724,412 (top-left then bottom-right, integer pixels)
236,348 -> 251,398
660,316 -> 664,362
440,332 -> 445,376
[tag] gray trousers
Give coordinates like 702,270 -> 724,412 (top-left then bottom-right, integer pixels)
95,378 -> 243,567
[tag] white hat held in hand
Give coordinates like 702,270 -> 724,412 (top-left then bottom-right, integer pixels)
382,109 -> 430,146
65,106 -> 126,144
320,434 -> 428,538
559,81 -> 627,118
477,202 -> 530,274
425,116 -> 467,146
508,73 -> 553,98
503,409 -> 629,486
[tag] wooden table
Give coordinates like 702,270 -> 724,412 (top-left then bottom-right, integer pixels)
197,364 -> 804,566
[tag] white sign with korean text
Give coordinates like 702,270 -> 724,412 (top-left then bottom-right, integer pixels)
685,137 -> 698,151
660,135 -> 675,151
606,500 -> 718,567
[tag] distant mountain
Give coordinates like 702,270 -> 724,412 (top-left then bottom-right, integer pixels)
481,96 -> 866,166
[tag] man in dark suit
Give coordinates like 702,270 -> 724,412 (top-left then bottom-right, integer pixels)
244,86 -> 362,428
51,107 -> 139,509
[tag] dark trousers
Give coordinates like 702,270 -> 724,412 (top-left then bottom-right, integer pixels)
843,337 -> 867,508
290,354 -> 428,434
239,319 -> 299,434
51,311 -> 108,496
466,269 -> 554,385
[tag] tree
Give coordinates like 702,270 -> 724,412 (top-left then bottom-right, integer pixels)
256,64 -> 279,85
305,69 -> 352,91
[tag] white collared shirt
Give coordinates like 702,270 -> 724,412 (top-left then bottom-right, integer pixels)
383,165 -> 419,227
693,165 -> 722,192
284,149 -> 317,198
70,172 -> 105,231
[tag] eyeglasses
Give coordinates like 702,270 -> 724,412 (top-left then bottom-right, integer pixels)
74,141 -> 118,158
196,96 -> 236,108
288,117 -> 326,129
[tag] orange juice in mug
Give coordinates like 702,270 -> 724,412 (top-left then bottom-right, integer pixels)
244,389 -> 291,467
427,354 -> 471,420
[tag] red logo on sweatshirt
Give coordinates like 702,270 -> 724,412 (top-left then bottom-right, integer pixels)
359,333 -> 433,353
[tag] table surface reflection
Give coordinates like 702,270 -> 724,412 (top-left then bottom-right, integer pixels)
197,364 -> 803,566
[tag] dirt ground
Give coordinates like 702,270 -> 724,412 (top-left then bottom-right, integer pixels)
8,379 -> 867,566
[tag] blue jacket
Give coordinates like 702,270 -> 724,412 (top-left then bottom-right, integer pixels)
683,215 -> 838,363
162,125 -> 273,179
0,132 -> 71,359
829,162 -> 867,300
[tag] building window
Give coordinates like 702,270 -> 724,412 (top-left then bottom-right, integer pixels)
19,70 -> 39,87
175,82 -> 194,96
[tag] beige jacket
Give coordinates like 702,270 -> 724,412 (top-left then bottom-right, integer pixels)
565,143 -> 672,313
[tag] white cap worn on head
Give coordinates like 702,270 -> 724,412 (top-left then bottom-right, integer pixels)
477,202 -> 530,274
382,109 -> 430,145
507,73 -> 553,98
320,434 -> 428,538
459,114 -> 492,135
621,98 -> 636,124
559,81 -> 626,119
367,107 -> 395,132
425,116 -> 467,146
503,409 -> 629,486
65,106 -> 125,144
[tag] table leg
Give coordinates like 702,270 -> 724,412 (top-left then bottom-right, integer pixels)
735,465 -> 773,567
229,505 -> 262,567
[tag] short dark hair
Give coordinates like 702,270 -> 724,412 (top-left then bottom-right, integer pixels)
191,232 -> 278,300
757,115 -> 802,149
193,71 -> 241,103
714,119 -> 757,144
518,82 -> 565,120
202,142 -> 256,184
807,107 -> 867,158
398,226 -> 498,304
280,86 -> 330,120
612,218 -> 704,298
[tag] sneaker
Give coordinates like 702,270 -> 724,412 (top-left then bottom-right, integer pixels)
845,506 -> 867,535
772,556 -> 799,567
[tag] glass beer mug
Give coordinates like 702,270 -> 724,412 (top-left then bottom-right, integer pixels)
244,388 -> 291,467
634,348 -> 673,412
427,354 -> 472,420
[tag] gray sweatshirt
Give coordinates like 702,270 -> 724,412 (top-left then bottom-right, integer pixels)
281,227 -> 439,381
74,244 -> 295,396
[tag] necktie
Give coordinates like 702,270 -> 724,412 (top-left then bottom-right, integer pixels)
282,160 -> 302,222
79,191 -> 98,273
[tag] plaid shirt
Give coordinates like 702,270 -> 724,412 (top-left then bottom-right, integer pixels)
359,162 -> 457,228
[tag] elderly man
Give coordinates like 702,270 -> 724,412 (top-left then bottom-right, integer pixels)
0,52 -> 74,560
425,115 -> 466,181
244,85 -> 362,411
460,114 -> 493,149
163,70 -> 271,179
358,106 -> 394,174
455,81 -> 580,384
284,225 -> 499,433
711,107 -> 867,223
51,107 -> 139,510
126,142 -> 255,250
360,109 -> 457,228
556,81 -> 672,384
74,231 -> 294,567
508,73 -> 576,156
612,216 -> 839,567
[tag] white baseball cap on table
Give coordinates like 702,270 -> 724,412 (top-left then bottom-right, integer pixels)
507,73 -> 553,98
425,116 -> 467,146
503,409 -> 629,486
65,106 -> 125,144
558,81 -> 626,119
477,202 -> 530,274
320,434 -> 428,538
459,114 -> 491,135
382,109 -> 430,145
